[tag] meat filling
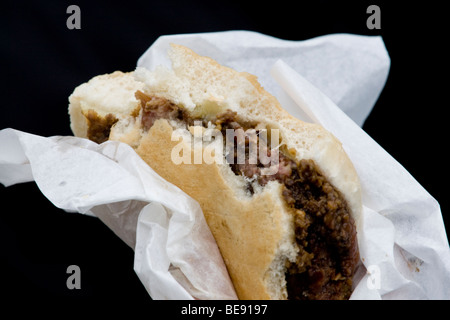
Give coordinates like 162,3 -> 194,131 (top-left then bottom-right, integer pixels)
135,90 -> 186,130
86,92 -> 359,300
84,109 -> 118,144
216,110 -> 359,300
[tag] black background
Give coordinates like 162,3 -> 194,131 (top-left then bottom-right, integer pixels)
1,0 -> 448,308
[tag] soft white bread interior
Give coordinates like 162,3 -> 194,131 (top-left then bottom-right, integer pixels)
69,71 -> 145,140
68,44 -> 362,300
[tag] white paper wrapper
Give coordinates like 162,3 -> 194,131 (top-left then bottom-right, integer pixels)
0,130 -> 237,300
1,31 -> 449,299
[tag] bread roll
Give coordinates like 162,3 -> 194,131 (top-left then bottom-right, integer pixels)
69,44 -> 362,300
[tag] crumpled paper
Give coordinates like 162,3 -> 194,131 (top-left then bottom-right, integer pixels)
1,31 -> 449,299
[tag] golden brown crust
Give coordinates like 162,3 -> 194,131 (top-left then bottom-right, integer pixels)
136,119 -> 292,299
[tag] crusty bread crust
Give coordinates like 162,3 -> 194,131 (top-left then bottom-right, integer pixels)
68,44 -> 362,299
137,119 -> 296,299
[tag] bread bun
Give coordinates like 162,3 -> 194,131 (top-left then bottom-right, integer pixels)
69,44 -> 362,300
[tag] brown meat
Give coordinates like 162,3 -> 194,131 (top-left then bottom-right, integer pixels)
136,91 -> 184,131
214,109 -> 359,300
84,109 -> 118,144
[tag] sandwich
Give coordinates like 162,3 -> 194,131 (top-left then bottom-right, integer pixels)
68,44 -> 362,300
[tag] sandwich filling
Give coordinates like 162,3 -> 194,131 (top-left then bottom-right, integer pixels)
85,92 -> 359,300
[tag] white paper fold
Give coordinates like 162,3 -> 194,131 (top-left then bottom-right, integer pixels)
0,129 -> 237,300
1,31 -> 449,300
